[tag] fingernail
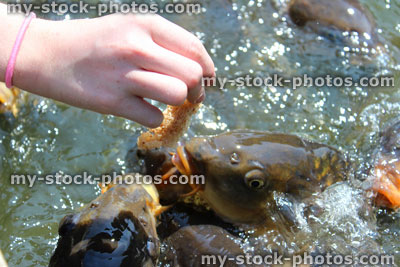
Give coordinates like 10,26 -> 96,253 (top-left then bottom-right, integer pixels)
195,89 -> 206,103
147,113 -> 164,128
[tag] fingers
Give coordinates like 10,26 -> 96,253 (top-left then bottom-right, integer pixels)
112,96 -> 163,128
149,15 -> 215,78
134,43 -> 204,103
125,70 -> 188,106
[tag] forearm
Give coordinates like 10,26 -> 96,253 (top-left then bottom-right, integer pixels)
0,3 -> 24,82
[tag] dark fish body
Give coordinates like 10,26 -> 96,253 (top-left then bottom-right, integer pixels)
49,175 -> 160,267
162,225 -> 247,267
378,121 -> 400,158
288,0 -> 378,47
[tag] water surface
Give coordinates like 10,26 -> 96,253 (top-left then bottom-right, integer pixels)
1,0 -> 399,265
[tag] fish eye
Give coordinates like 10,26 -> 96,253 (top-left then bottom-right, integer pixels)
248,179 -> 264,189
244,169 -> 266,190
230,153 -> 240,164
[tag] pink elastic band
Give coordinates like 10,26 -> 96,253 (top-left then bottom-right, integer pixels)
5,12 -> 36,88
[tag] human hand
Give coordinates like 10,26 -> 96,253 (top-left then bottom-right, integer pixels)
13,13 -> 215,127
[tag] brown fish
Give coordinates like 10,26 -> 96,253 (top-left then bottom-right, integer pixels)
171,130 -> 347,225
162,225 -> 247,267
288,0 -> 378,47
50,174 -> 163,267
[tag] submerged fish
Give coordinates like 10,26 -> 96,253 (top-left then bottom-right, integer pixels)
161,225 -> 247,267
49,174 -> 162,267
168,130 -> 347,225
288,0 -> 379,48
370,121 -> 400,210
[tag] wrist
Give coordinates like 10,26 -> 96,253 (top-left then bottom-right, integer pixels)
0,13 -> 24,83
0,11 -> 54,93
12,18 -> 59,93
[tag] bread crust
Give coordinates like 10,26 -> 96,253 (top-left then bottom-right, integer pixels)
137,100 -> 201,149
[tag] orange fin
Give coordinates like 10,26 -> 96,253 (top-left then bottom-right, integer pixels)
372,163 -> 400,210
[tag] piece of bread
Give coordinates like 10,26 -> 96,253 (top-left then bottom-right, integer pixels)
137,100 -> 201,150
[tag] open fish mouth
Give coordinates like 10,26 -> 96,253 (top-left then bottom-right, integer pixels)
161,145 -> 203,198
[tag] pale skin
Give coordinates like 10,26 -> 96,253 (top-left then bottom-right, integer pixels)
0,3 -> 215,128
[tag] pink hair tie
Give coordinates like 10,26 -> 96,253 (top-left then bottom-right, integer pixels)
5,12 -> 36,88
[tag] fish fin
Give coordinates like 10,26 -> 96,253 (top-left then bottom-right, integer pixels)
70,239 -> 91,256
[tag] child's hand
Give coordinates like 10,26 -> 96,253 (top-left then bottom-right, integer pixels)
14,14 -> 215,127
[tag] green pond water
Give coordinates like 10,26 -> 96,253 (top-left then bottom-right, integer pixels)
1,0 -> 400,266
